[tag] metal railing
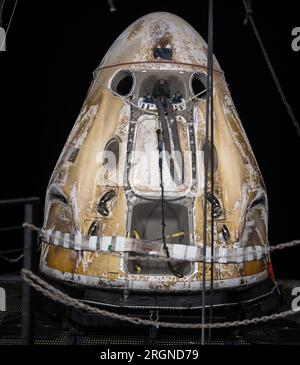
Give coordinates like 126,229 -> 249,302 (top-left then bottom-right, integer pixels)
0,197 -> 40,345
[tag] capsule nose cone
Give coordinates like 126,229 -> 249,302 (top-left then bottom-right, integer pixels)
99,12 -> 221,70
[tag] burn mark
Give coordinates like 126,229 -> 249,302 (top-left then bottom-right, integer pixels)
127,19 -> 144,40
157,32 -> 173,49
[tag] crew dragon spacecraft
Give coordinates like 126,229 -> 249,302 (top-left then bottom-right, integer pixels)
39,12 -> 279,312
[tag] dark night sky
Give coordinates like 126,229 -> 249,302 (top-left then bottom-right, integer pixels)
0,0 -> 299,277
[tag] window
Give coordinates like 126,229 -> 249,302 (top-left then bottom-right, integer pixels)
190,72 -> 207,99
103,137 -> 120,170
202,141 -> 218,174
110,70 -> 134,96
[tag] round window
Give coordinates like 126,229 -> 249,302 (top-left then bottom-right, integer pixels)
190,72 -> 207,99
103,137 -> 120,170
110,70 -> 134,96
202,141 -> 218,174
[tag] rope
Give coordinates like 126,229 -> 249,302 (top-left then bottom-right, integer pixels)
17,232 -> 300,330
4,223 -> 300,263
243,0 -> 300,138
22,222 -> 41,234
21,268 -> 300,330
21,222 -> 300,262
269,240 -> 300,252
126,239 -> 300,262
156,100 -> 183,278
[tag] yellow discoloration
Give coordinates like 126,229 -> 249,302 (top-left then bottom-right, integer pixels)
244,260 -> 266,276
45,245 -> 121,277
197,263 -> 219,281
40,13 -> 269,291
127,19 -> 144,41
219,263 -> 240,280
46,246 -> 77,273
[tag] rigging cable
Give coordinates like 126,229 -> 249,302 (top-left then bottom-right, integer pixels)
156,100 -> 183,279
243,0 -> 300,138
201,0 -> 214,346
0,0 -> 18,51
0,0 -> 6,27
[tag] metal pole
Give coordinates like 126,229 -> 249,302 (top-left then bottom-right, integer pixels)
242,0 -> 300,138
0,0 -> 5,27
201,0 -> 214,346
208,0 -> 215,341
21,203 -> 36,345
0,197 -> 40,207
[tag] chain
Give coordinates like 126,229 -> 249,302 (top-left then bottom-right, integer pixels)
19,205 -> 300,328
22,223 -> 41,233
21,224 -> 300,263
269,240 -> 300,252
129,239 -> 300,262
0,252 -> 24,263
0,223 -> 42,264
21,268 -> 300,330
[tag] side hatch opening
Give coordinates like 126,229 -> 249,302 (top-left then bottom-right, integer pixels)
127,201 -> 192,276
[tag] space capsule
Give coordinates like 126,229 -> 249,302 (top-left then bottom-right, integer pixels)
39,12 -> 277,309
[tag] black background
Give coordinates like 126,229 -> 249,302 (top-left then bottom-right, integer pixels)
0,0 -> 299,278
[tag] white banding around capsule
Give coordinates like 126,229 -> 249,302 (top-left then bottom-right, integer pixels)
42,229 -> 269,263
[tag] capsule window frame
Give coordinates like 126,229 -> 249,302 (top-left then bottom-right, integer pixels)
189,72 -> 207,99
102,136 -> 121,171
201,141 -> 218,175
109,69 -> 136,97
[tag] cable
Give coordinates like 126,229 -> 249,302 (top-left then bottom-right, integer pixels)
156,124 -> 183,279
177,76 -> 223,108
243,0 -> 300,138
0,252 -> 23,263
0,0 -> 18,51
111,90 -> 157,115
0,0 -> 6,27
22,268 -> 300,329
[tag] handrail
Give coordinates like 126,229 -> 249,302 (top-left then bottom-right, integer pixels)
0,197 -> 40,345
0,197 -> 40,207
